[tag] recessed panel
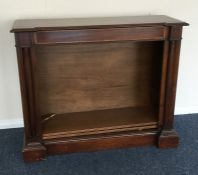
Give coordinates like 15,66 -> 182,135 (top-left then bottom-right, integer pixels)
36,41 -> 162,115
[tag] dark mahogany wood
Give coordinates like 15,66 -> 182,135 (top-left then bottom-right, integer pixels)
158,129 -> 179,148
11,15 -> 188,162
11,15 -> 188,32
33,26 -> 167,44
45,130 -> 158,155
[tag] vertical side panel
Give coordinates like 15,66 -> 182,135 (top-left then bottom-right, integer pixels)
16,47 -> 32,141
163,26 -> 183,129
15,32 -> 41,143
158,39 -> 169,126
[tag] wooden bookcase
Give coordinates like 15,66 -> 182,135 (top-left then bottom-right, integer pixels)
11,15 -> 188,162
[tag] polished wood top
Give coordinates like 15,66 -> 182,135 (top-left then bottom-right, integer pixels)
11,15 -> 188,32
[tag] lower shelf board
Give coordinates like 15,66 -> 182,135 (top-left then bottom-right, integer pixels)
42,107 -> 158,139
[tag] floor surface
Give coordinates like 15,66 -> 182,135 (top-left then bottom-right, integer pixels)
0,114 -> 197,175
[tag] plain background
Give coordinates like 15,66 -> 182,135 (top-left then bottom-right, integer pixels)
0,0 -> 197,128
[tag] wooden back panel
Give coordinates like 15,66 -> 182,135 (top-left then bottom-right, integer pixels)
36,41 -> 162,115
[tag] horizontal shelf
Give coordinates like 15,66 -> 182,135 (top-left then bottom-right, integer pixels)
42,106 -> 158,140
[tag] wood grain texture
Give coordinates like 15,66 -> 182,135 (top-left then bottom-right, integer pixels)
37,41 -> 162,115
33,26 -> 166,44
42,107 -> 158,139
11,15 -> 188,162
163,26 -> 183,129
11,15 -> 188,32
16,46 -> 42,142
45,130 -> 158,155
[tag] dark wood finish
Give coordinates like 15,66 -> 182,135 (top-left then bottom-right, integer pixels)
163,26 -> 183,129
23,142 -> 47,162
16,46 -> 41,143
45,130 -> 158,155
158,129 -> 179,148
36,42 -> 162,114
33,26 -> 167,44
11,15 -> 188,162
11,15 -> 188,33
42,107 -> 158,139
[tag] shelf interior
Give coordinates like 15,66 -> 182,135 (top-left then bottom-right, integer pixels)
36,41 -> 163,139
42,107 -> 158,139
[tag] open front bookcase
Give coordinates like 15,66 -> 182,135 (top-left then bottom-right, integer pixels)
38,41 -> 162,139
11,15 -> 188,162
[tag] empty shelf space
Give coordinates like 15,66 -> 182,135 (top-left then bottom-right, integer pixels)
42,106 -> 158,140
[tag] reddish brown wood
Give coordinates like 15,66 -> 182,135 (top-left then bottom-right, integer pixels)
158,40 -> 169,126
23,142 -> 47,162
11,15 -> 188,33
16,47 -> 41,142
163,26 -> 183,129
36,42 -> 162,115
45,130 -> 158,155
158,129 -> 179,148
11,15 -> 188,162
33,26 -> 167,45
42,107 -> 158,139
